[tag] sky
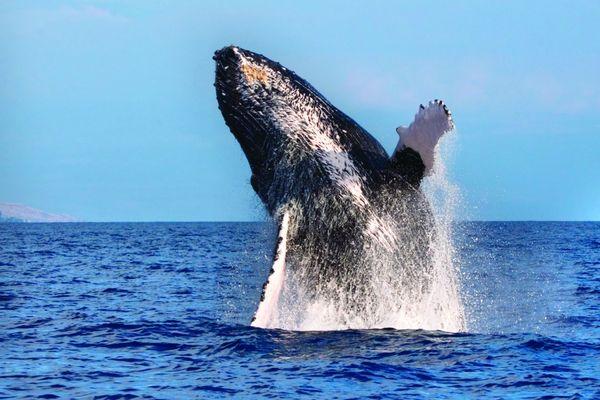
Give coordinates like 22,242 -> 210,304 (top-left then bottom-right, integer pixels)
0,0 -> 599,221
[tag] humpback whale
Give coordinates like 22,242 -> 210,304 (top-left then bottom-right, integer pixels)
213,46 -> 455,329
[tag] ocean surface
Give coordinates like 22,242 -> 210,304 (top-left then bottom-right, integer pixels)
1,222 -> 598,399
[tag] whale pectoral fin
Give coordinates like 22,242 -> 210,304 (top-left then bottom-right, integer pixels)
391,100 -> 454,185
251,211 -> 291,328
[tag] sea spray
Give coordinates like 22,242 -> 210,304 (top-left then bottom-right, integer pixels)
270,129 -> 466,332
418,130 -> 465,332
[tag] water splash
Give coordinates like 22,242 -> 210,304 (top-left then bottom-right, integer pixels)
418,130 -> 466,332
260,131 -> 465,332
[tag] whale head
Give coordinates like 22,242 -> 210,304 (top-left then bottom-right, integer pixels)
214,45 -> 390,212
214,45 -> 325,206
214,46 -> 322,171
214,45 -> 306,114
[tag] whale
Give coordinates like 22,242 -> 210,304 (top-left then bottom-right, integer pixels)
213,46 -> 454,328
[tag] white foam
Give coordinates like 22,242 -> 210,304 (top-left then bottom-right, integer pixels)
264,129 -> 466,333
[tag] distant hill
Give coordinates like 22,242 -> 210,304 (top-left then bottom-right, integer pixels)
0,203 -> 78,223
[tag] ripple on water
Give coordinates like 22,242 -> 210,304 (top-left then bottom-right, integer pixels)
0,222 -> 598,399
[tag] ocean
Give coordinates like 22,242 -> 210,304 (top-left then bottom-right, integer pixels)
1,222 -> 598,399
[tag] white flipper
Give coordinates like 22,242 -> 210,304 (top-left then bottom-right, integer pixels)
251,211 -> 290,328
394,100 -> 454,174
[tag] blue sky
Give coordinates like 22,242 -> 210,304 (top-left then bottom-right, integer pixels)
1,1 -> 599,221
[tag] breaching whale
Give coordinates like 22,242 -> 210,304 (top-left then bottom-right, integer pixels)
213,46 -> 455,329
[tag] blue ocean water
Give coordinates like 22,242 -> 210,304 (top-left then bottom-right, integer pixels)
0,222 -> 598,399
